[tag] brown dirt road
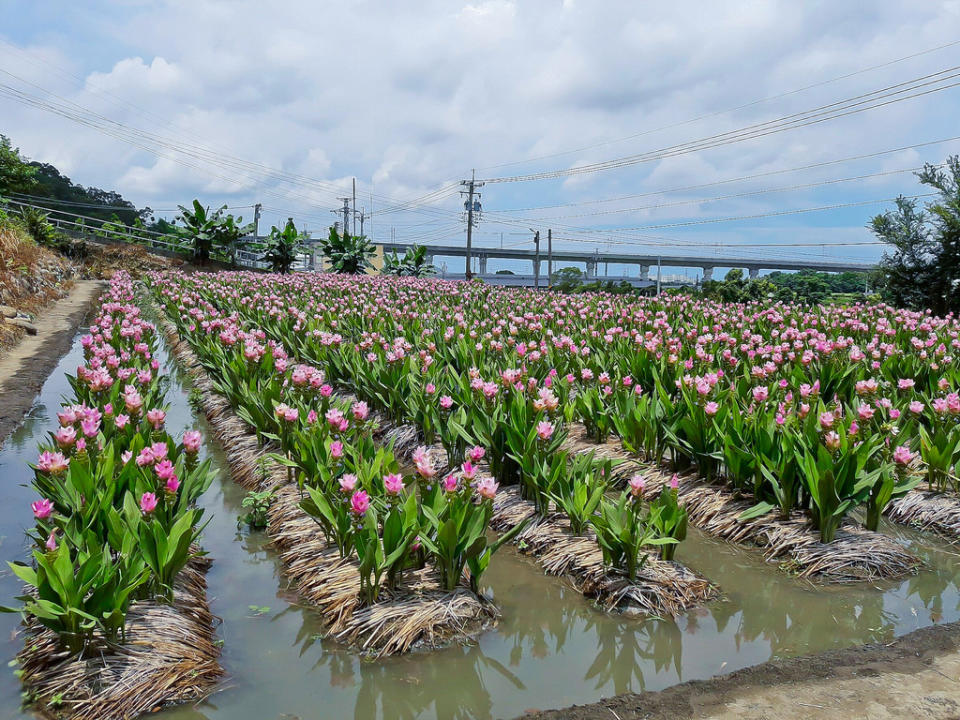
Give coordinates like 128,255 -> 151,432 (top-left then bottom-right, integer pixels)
521,621 -> 960,720
0,279 -> 103,447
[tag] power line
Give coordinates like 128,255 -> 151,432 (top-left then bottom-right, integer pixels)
473,39 -> 960,173
482,67 -> 960,183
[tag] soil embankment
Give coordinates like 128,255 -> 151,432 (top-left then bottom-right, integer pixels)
0,279 -> 103,445
521,621 -> 960,720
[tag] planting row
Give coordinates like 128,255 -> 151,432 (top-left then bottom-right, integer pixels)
4,272 -> 221,719
155,278 -> 706,626
152,271 -> 960,570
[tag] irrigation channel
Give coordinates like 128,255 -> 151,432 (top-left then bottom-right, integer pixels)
3,327 -> 960,719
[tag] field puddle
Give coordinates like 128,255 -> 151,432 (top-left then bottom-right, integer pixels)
2,328 -> 960,719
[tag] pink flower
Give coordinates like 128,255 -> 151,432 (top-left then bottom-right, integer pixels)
339,474 -> 357,493
898,378 -> 916,391
892,445 -> 915,466
425,383 -> 436,395
475,477 -> 499,500
704,401 -> 719,416
443,474 -> 459,493
115,413 -> 130,429
468,446 -> 486,462
75,437 -> 86,453
37,451 -> 69,474
439,395 -> 454,410
909,400 -> 924,414
45,529 -> 57,552
146,408 -> 166,430
384,473 -> 404,494
628,474 -> 646,497
182,430 -> 202,453
140,492 -> 158,514
351,401 -> 369,421
536,421 -> 554,441
136,447 -> 155,467
330,441 -> 344,459
320,384 -> 333,397
54,425 -> 77,448
32,498 -> 54,520
669,474 -> 679,490
461,461 -> 477,481
857,404 -> 875,420
819,411 -> 835,429
752,386 -> 769,403
121,450 -> 133,464
350,490 -> 370,516
165,475 -> 181,494
155,459 -> 176,480
824,431 -> 841,451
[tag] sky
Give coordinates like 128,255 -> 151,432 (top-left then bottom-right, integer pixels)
2,0 -> 960,278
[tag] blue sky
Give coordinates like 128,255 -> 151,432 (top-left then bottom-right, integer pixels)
2,0 -> 960,278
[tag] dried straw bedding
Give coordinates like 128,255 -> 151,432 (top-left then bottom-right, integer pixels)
158,318 -> 498,657
887,490 -> 960,543
15,560 -> 222,720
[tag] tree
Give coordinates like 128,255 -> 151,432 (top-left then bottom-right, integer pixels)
317,226 -> 375,274
263,219 -> 304,274
177,200 -> 250,264
381,244 -> 436,277
870,157 -> 960,315
552,266 -> 584,293
0,135 -> 39,197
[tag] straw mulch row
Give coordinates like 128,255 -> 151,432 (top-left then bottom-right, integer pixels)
157,316 -> 499,657
634,464 -> 920,583
370,425 -> 720,618
15,560 -> 222,720
489,487 -> 719,616
887,489 -> 960,543
558,425 -> 921,583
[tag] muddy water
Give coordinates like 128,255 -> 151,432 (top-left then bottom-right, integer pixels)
2,330 -> 960,720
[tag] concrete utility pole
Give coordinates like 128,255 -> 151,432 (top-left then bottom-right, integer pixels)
461,169 -> 484,280
548,228 -> 553,289
352,178 -> 357,236
253,203 -> 262,241
656,256 -> 662,296
533,230 -> 541,290
339,198 -> 350,237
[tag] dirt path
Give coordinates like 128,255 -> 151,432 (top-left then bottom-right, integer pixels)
0,279 -> 103,447
521,621 -> 960,719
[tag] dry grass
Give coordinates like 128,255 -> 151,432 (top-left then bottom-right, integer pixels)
16,560 -> 222,720
887,489 -> 960,542
490,487 -> 719,617
0,223 -> 76,353
158,313 -> 499,657
634,465 -> 920,583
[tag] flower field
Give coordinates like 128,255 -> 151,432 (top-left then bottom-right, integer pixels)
151,270 -> 960,603
8,267 -> 960,718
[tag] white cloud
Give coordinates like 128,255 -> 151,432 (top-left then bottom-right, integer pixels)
0,0 -> 957,263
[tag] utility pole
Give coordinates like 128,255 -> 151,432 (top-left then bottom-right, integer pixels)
338,198 -> 350,237
656,256 -> 662,296
461,169 -> 484,280
547,228 -> 553,289
352,178 -> 357,237
533,230 -> 541,290
253,203 -> 262,241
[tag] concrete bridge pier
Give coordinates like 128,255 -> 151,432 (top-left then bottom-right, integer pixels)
639,264 -> 650,281
586,260 -> 597,278
702,266 -> 714,282
748,267 -> 760,280
478,255 -> 487,275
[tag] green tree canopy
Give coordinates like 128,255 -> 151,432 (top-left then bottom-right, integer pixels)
870,156 -> 960,315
